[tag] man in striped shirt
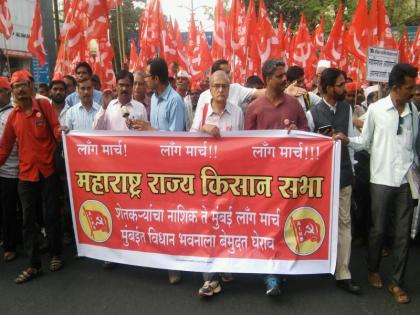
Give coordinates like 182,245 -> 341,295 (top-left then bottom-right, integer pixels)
64,78 -> 101,131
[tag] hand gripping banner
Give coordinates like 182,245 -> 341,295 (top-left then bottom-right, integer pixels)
64,130 -> 341,274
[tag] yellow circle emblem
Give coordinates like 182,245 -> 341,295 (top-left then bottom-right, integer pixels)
79,200 -> 112,243
284,207 -> 325,256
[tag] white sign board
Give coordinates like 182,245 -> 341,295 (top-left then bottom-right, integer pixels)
366,47 -> 399,82
0,0 -> 35,57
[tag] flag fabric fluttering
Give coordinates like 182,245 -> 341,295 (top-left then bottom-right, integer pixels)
0,0 -> 12,39
28,0 -> 47,66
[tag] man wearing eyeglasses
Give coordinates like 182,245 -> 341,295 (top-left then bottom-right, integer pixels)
335,64 -> 419,304
307,68 -> 360,295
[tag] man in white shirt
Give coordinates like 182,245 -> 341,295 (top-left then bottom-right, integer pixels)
196,60 -> 259,113
191,70 -> 243,297
335,63 -> 419,304
176,70 -> 194,131
93,70 -> 147,131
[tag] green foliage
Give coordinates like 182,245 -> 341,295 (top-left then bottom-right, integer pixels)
109,0 -> 142,71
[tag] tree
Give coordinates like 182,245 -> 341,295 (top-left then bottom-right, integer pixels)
109,0 -> 143,71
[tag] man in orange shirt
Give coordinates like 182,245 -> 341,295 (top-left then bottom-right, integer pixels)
0,71 -> 63,283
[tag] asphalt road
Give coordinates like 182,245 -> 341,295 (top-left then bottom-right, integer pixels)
0,243 -> 419,315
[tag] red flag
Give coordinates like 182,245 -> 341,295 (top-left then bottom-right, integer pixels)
322,2 -> 344,67
93,38 -> 115,90
283,24 -> 292,65
344,0 -> 369,61
369,0 -> 397,49
291,15 -> 312,69
398,31 -> 411,63
173,19 -> 190,73
212,0 -> 230,60
257,0 -> 276,64
313,16 -> 325,51
190,24 -> 212,83
0,0 -> 13,39
138,0 -> 160,69
83,207 -> 110,237
229,0 -> 246,61
272,15 -> 285,60
338,24 -> 350,74
411,25 -> 420,71
244,0 -> 260,77
290,217 -> 321,251
162,18 -> 178,66
128,38 -> 138,72
28,0 -> 47,66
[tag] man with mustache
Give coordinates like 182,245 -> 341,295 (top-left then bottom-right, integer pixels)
0,70 -> 64,283
93,70 -> 147,131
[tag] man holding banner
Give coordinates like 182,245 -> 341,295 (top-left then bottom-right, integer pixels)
190,70 -> 244,296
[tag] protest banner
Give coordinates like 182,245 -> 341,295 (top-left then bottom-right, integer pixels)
64,130 -> 341,275
366,47 -> 399,82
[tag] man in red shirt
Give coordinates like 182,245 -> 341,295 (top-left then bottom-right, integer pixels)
245,59 -> 308,132
0,70 -> 63,283
245,59 -> 308,296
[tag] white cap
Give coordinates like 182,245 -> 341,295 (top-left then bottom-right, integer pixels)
364,84 -> 379,99
177,70 -> 190,79
316,60 -> 331,73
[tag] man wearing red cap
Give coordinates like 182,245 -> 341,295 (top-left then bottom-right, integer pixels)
0,76 -> 19,263
0,70 -> 63,283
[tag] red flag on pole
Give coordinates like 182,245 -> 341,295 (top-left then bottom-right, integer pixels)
0,0 -> 13,39
398,31 -> 411,63
162,18 -> 178,66
322,2 -> 344,68
256,0 -> 276,65
28,0 -> 47,66
128,38 -> 138,72
212,0 -> 230,60
313,16 -> 325,52
244,0 -> 260,77
344,0 -> 369,62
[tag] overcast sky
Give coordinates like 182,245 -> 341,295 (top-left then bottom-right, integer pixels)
160,0 -> 216,32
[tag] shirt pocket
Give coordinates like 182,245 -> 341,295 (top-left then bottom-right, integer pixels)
34,119 -> 49,139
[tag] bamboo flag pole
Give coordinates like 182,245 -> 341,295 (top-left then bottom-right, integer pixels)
119,4 -> 126,66
2,35 -> 12,76
115,5 -> 123,69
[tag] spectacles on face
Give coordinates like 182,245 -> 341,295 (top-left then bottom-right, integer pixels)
397,116 -> 403,135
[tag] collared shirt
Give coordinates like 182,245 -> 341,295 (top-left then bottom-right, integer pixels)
245,94 -> 309,131
93,98 -> 148,131
64,101 -> 101,131
65,89 -> 103,107
190,100 -> 244,132
0,98 -> 61,182
150,85 -> 185,131
0,104 -> 18,178
197,83 -> 256,113
349,95 -> 418,187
